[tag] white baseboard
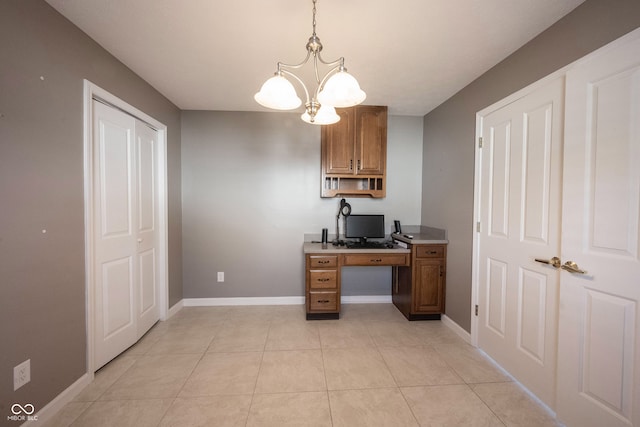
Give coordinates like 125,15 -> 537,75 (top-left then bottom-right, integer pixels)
341,295 -> 392,304
167,299 -> 184,318
441,314 -> 472,344
183,296 -> 305,306
22,373 -> 92,426
181,295 -> 394,307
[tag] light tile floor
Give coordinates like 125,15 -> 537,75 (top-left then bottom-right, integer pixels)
43,304 -> 561,427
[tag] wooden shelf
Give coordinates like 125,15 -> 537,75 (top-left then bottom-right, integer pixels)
322,176 -> 384,198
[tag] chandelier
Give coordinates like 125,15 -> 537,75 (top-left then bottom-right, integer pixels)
254,0 -> 366,125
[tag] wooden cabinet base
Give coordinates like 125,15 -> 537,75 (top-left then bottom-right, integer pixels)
392,244 -> 447,321
306,312 -> 340,320
399,312 -> 441,321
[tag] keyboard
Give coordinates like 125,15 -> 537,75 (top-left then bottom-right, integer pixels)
345,241 -> 392,249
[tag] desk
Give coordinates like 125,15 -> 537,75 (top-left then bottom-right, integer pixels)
303,243 -> 410,319
303,231 -> 447,320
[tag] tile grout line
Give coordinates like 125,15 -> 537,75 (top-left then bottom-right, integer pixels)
468,384 -> 508,427
242,317 -> 271,427
154,332 -> 215,427
375,338 -> 422,427
319,336 -> 335,426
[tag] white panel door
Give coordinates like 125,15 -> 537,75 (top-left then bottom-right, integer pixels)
135,122 -> 160,335
557,33 -> 640,427
477,77 -> 564,409
93,101 -> 137,369
93,101 -> 160,370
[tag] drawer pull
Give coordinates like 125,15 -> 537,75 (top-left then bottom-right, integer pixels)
428,251 -> 438,255
371,258 -> 382,263
318,260 -> 330,264
318,278 -> 331,282
317,299 -> 331,304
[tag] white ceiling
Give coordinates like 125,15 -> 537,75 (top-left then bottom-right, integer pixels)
46,0 -> 585,116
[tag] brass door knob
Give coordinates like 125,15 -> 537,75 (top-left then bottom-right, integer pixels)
561,261 -> 587,274
534,256 -> 561,268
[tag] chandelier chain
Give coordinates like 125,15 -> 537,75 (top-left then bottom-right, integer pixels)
312,0 -> 317,36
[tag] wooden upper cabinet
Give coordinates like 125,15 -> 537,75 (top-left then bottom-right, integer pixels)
321,105 -> 387,198
323,108 -> 355,175
355,106 -> 387,175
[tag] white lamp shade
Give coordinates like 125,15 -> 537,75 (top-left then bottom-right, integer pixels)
301,105 -> 340,125
318,70 -> 366,108
254,75 -> 302,110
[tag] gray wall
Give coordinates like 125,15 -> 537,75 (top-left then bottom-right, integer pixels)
181,111 -> 423,298
0,0 -> 182,418
422,0 -> 640,332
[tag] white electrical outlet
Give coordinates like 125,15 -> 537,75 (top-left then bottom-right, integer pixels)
14,359 -> 30,391
217,272 -> 224,282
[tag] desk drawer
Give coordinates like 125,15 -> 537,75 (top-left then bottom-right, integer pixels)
416,245 -> 445,258
342,253 -> 409,266
309,255 -> 338,268
308,291 -> 338,311
309,269 -> 337,289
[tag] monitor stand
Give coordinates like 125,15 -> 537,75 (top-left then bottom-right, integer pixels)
349,237 -> 368,246
347,237 -> 371,248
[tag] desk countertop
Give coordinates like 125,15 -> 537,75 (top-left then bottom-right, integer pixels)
303,242 -> 411,254
302,226 -> 448,252
391,226 -> 448,245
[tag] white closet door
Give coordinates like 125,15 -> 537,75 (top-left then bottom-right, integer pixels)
135,122 -> 160,336
93,101 -> 138,369
93,101 -> 160,370
557,33 -> 640,427
477,76 -> 564,409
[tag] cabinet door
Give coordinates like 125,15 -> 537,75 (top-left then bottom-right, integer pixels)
355,106 -> 387,175
413,258 -> 444,313
322,108 -> 354,175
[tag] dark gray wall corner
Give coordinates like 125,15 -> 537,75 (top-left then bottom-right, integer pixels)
0,0 -> 182,415
422,0 -> 640,332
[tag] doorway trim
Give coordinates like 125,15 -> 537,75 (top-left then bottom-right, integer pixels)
82,80 -> 169,375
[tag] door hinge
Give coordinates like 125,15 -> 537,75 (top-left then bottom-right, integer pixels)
478,137 -> 483,148
475,305 -> 479,316
476,221 -> 481,232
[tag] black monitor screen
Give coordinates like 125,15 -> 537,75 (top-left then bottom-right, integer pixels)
345,215 -> 385,239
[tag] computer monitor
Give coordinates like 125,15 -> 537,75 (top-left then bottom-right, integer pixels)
345,214 -> 385,243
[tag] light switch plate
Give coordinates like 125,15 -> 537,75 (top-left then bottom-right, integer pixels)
14,359 -> 30,390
